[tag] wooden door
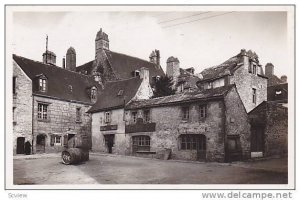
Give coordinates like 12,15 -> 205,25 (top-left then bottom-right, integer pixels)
16,137 -> 25,154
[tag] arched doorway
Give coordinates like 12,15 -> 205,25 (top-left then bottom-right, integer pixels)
16,137 -> 25,154
36,134 -> 46,153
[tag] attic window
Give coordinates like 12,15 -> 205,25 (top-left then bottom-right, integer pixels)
117,90 -> 124,96
91,87 -> 97,100
39,77 -> 47,92
133,70 -> 140,77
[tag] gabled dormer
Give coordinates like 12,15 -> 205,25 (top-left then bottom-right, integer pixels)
87,86 -> 98,103
35,74 -> 48,93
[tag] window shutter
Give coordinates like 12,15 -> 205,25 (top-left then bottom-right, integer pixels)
63,135 -> 68,147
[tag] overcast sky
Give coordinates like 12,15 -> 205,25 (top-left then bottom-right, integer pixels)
12,10 -> 289,77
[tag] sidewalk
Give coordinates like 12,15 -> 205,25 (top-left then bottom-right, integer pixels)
13,153 -> 60,160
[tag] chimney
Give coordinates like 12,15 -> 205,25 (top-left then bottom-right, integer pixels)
281,75 -> 287,83
62,57 -> 66,69
149,49 -> 160,66
139,67 -> 149,84
42,35 -> 57,65
265,63 -> 274,77
66,47 -> 76,71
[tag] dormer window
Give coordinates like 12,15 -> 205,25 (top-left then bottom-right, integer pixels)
38,75 -> 47,92
133,70 -> 140,77
91,87 -> 97,101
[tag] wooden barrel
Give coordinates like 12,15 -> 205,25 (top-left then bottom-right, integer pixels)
61,148 -> 89,165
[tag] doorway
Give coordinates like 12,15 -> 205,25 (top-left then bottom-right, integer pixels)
179,134 -> 206,161
36,134 -> 46,153
16,137 -> 25,154
251,125 -> 265,156
104,134 -> 115,153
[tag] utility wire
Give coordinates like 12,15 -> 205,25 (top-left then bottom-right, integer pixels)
162,11 -> 235,29
158,12 -> 211,24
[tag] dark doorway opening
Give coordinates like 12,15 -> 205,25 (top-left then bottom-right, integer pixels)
36,134 -> 46,153
24,141 -> 31,155
251,125 -> 265,155
16,137 -> 25,154
104,134 -> 115,153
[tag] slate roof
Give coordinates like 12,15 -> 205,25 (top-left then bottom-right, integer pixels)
88,77 -> 143,113
76,60 -> 94,75
267,74 -> 284,87
126,84 -> 235,110
13,54 -> 99,104
76,50 -> 165,83
267,83 -> 288,102
177,68 -> 201,89
199,53 -> 243,82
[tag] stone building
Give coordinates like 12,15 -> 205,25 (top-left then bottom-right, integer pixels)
166,56 -> 200,93
88,68 -> 154,154
248,101 -> 288,158
13,51 -> 99,154
76,28 -> 165,85
197,49 -> 268,113
124,84 -> 250,162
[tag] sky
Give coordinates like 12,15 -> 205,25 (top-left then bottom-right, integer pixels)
12,10 -> 289,77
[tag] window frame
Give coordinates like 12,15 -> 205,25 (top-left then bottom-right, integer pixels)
199,104 -> 207,119
13,76 -> 17,95
104,111 -> 111,124
50,135 -> 62,146
38,78 -> 47,92
252,88 -> 257,104
76,107 -> 81,122
143,109 -> 151,123
132,111 -> 138,123
91,87 -> 97,101
182,106 -> 190,120
37,103 -> 49,121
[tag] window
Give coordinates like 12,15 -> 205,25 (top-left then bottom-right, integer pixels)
208,82 -> 213,89
76,107 -> 81,122
199,105 -> 207,119
253,64 -> 257,75
105,111 -> 111,123
91,87 -> 97,100
50,135 -> 62,146
132,135 -> 150,152
132,111 -> 137,123
133,70 -> 140,77
13,77 -> 16,95
182,106 -> 189,120
179,134 -> 206,150
143,110 -> 150,123
39,78 -> 47,92
252,88 -> 257,104
38,103 -> 48,120
13,107 -> 16,124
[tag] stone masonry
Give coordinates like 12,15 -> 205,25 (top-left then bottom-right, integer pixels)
13,61 -> 33,155
32,95 -> 92,153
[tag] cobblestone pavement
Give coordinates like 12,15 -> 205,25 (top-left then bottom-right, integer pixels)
13,153 -> 288,185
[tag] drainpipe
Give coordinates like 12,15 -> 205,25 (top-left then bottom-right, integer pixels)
222,99 -> 228,163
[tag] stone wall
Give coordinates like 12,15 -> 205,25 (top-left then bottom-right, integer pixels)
264,103 -> 288,156
13,61 -> 33,155
124,100 -> 226,162
224,86 -> 251,160
230,61 -> 268,113
91,108 -> 128,154
32,96 -> 92,153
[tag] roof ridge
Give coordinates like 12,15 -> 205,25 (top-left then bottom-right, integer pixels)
13,54 -> 92,78
105,76 -> 140,83
109,50 -> 155,66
